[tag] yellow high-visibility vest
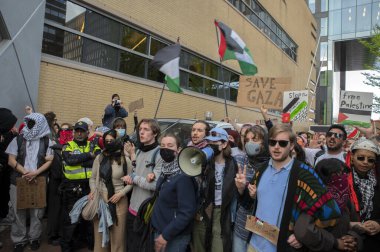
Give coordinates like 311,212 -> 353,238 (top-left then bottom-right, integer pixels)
63,141 -> 100,180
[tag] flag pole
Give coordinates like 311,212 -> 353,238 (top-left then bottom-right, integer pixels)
154,82 -> 166,119
214,20 -> 229,118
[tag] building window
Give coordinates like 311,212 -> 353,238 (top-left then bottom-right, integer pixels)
320,42 -> 328,61
43,0 -> 241,102
309,0 -> 316,13
341,7 -> 356,36
320,18 -> 328,36
228,0 -> 298,61
356,4 -> 372,34
321,0 -> 328,12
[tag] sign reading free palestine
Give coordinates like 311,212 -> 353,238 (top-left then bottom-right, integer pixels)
338,91 -> 373,128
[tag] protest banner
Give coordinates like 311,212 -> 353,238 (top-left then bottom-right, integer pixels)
283,90 -> 309,122
128,98 -> 144,112
338,91 -> 373,128
16,177 -> 46,209
237,76 -> 291,110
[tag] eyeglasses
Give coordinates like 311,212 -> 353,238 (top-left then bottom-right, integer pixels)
356,156 -> 376,164
326,132 -> 344,139
268,139 -> 289,148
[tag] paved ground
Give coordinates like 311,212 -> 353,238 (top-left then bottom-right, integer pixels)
0,220 -> 92,252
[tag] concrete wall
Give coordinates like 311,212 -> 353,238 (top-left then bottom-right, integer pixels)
0,0 -> 45,122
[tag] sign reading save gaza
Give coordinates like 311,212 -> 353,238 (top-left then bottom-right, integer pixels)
237,76 -> 291,110
338,91 -> 373,128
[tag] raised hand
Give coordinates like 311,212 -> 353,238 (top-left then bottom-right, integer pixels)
235,164 -> 247,195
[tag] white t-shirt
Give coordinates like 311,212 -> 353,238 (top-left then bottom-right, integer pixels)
214,162 -> 225,206
5,137 -> 53,171
315,152 -> 345,166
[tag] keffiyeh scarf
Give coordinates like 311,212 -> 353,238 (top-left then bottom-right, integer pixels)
353,169 -> 376,220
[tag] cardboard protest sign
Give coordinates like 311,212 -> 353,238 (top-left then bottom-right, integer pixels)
128,98 -> 144,112
338,91 -> 373,128
237,77 -> 291,110
245,215 -> 279,245
16,177 -> 46,209
283,90 -> 309,122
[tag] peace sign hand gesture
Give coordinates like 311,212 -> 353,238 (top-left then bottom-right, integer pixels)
235,164 -> 247,195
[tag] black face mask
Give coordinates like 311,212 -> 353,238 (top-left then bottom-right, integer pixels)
104,141 -> 120,153
160,148 -> 176,163
27,120 -> 35,129
229,140 -> 236,148
209,144 -> 222,156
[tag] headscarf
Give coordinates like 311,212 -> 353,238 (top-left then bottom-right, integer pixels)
21,113 -> 50,141
315,158 -> 350,213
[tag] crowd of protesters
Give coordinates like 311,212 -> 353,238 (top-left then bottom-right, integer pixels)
0,95 -> 380,252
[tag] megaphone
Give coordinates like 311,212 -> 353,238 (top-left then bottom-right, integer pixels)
178,146 -> 213,177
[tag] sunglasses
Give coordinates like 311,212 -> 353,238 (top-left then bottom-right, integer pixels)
356,156 -> 376,164
268,139 -> 289,148
326,132 -> 344,139
209,131 -> 226,138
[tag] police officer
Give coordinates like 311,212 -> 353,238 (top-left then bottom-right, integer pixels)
60,121 -> 101,252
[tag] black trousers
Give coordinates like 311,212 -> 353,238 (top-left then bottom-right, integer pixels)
59,181 -> 93,252
126,211 -> 142,251
47,177 -> 62,239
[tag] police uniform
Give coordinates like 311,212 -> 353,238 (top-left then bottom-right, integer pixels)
59,122 -> 101,252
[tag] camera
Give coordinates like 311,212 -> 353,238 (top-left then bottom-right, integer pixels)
114,99 -> 121,107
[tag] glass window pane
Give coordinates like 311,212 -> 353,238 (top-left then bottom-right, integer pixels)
188,55 -> 204,75
120,26 -> 147,54
342,0 -> 356,8
321,0 -> 328,12
188,73 -> 204,93
320,42 -> 328,61
357,4 -> 372,32
342,7 -> 356,34
230,87 -> 238,102
42,24 -> 65,57
150,38 -> 167,56
119,51 -> 146,78
81,38 -> 119,71
329,0 -> 341,10
204,61 -> 218,80
372,2 -> 380,29
329,10 -> 342,35
179,70 -> 188,89
204,79 -> 217,97
217,84 -> 230,100
308,0 -> 315,13
357,0 -> 372,5
320,17 -> 328,36
84,10 -> 121,45
147,61 -> 165,83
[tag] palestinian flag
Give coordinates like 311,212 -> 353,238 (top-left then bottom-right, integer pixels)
215,20 -> 257,75
151,43 -> 182,93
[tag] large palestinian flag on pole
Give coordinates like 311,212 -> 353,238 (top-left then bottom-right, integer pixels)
214,20 -> 257,76
151,43 -> 182,93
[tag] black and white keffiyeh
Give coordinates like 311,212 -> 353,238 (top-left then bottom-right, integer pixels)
161,158 -> 181,176
353,168 -> 377,220
22,113 -> 50,141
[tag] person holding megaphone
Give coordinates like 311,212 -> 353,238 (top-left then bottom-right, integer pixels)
151,133 -> 197,252
191,127 -> 237,252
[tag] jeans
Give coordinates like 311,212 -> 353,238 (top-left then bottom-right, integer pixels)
154,232 -> 191,252
9,185 -> 44,244
233,231 -> 248,252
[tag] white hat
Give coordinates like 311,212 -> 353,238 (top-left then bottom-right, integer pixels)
351,138 -> 380,155
78,117 -> 93,127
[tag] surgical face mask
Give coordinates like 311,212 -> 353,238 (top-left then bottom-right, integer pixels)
160,148 -> 176,163
245,142 -> 261,157
116,128 -> 126,138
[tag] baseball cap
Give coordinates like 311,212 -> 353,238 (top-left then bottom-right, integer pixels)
205,128 -> 228,142
351,138 -> 380,155
74,121 -> 88,131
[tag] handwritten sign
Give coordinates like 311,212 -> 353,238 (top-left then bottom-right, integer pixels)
16,177 -> 46,209
245,215 -> 279,245
338,91 -> 373,128
237,77 -> 291,110
283,90 -> 309,122
128,98 -> 144,112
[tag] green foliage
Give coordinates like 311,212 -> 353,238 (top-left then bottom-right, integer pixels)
359,26 -> 380,113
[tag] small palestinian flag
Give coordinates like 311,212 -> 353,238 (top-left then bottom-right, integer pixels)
151,43 -> 182,93
215,20 -> 257,76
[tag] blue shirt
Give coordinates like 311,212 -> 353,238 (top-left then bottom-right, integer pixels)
250,158 -> 294,252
